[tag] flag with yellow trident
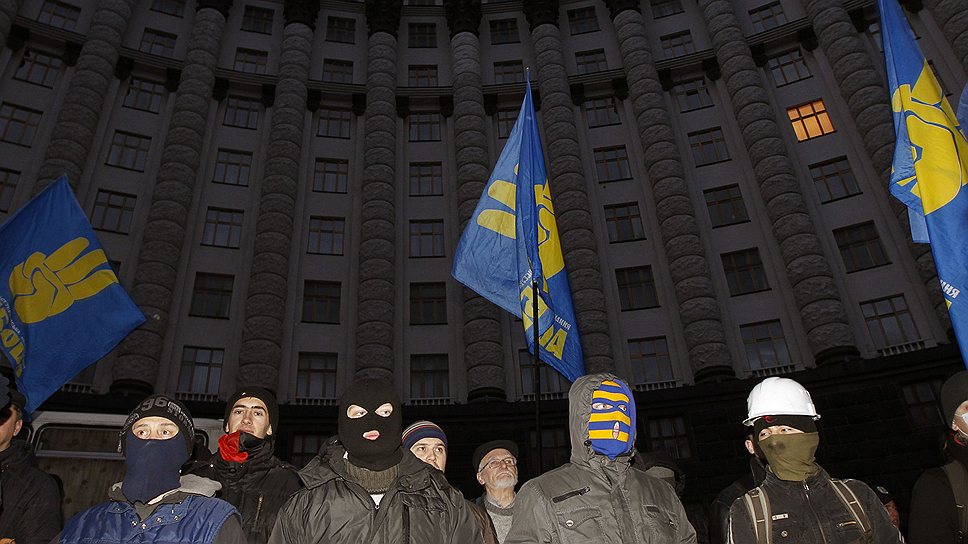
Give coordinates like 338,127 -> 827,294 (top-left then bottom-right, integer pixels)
452,78 -> 585,382
879,0 -> 968,361
0,176 -> 144,412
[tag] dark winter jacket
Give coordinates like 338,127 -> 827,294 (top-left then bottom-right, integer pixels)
468,499 -> 499,544
709,457 -> 766,544
268,439 -> 483,544
504,373 -> 697,544
58,474 -> 245,544
0,439 -> 61,544
727,468 -> 902,544
190,437 -> 302,544
908,455 -> 965,544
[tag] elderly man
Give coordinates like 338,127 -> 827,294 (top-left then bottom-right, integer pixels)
472,440 -> 519,544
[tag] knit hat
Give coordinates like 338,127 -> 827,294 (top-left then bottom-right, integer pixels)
473,440 -> 519,472
941,371 -> 968,428
224,387 -> 279,433
402,420 -> 448,451
752,414 -> 817,439
119,394 -> 195,455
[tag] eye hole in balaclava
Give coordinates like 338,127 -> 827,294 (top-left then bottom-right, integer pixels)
338,378 -> 403,471
588,379 -> 636,460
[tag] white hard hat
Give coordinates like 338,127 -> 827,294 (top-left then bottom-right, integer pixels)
744,377 -> 820,426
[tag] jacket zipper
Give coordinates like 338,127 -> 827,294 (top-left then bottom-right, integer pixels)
802,482 -> 828,544
254,494 -> 264,525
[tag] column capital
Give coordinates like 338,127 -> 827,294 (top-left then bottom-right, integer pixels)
524,0 -> 559,31
196,0 -> 232,17
365,0 -> 403,37
443,0 -> 482,38
284,0 -> 319,29
604,0 -> 640,20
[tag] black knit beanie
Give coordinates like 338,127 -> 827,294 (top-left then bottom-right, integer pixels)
224,387 -> 279,433
119,395 -> 195,455
941,371 -> 968,428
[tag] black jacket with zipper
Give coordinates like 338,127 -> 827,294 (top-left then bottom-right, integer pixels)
0,439 -> 61,544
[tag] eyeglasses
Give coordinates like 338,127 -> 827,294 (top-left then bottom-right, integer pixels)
480,457 -> 517,472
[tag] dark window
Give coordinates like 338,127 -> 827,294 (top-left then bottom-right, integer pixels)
704,184 -> 749,227
123,77 -> 165,113
650,0 -> 684,18
767,48 -> 811,86
140,28 -> 177,57
408,65 -> 438,87
861,295 -> 920,349
224,96 -> 260,130
213,149 -> 252,187
789,99 -> 835,141
290,433 -> 328,468
410,282 -> 447,324
189,273 -> 234,319
410,220 -> 445,257
528,426 -> 570,472
91,189 -> 136,233
672,77 -> 713,112
326,16 -> 356,43
645,416 -> 691,458
594,146 -> 632,182
313,158 -> 349,193
901,380 -> 944,428
660,31 -> 695,58
810,157 -> 860,202
105,131 -> 151,171
241,5 -> 274,34
296,353 -> 338,401
202,208 -> 243,248
834,222 -> 890,272
410,162 -> 443,196
409,113 -> 442,142
689,127 -> 730,165
0,103 -> 43,147
519,349 -> 568,397
497,109 -> 518,139
616,266 -> 659,310
494,61 -> 525,84
583,97 -> 620,127
629,337 -> 674,387
568,6 -> 600,35
38,1 -> 80,30
604,202 -> 645,242
234,48 -> 268,74
409,22 -> 437,48
741,320 -> 792,373
575,49 -> 608,74
177,347 -> 223,395
928,60 -> 952,97
317,108 -> 352,139
15,49 -> 62,87
0,168 -> 20,213
410,354 -> 450,401
302,280 -> 341,324
322,59 -> 354,83
749,1 -> 787,33
489,18 -> 519,45
307,216 -> 345,255
722,248 -> 770,295
151,0 -> 185,16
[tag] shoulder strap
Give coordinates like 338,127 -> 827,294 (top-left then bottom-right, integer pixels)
829,479 -> 871,534
742,487 -> 772,544
942,461 -> 968,544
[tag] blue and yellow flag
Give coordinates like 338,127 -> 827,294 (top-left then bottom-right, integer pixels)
452,78 -> 585,382
879,0 -> 968,360
0,177 -> 145,412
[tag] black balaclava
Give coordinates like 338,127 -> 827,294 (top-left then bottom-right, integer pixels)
339,378 -> 403,471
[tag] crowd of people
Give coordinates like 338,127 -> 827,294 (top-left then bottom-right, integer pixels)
0,369 -> 965,543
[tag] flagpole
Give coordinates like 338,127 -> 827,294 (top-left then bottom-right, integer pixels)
532,278 -> 543,474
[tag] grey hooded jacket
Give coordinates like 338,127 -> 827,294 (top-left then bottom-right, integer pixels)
504,373 -> 697,544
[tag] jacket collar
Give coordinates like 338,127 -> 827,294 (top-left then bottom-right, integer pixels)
298,438 -> 440,493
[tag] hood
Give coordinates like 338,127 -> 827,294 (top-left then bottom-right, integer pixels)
0,439 -> 37,469
568,373 -> 636,467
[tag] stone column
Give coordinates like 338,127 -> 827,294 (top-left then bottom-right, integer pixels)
923,0 -> 968,73
0,0 -> 22,54
444,0 -> 505,400
35,0 -> 137,191
603,1 -> 734,381
112,1 -> 232,393
697,0 -> 857,364
523,0 -> 614,373
353,0 -> 402,381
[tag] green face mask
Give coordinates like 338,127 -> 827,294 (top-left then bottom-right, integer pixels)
759,432 -> 820,482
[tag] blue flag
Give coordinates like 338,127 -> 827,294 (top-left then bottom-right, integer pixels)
452,78 -> 585,382
0,177 -> 145,412
878,0 -> 968,361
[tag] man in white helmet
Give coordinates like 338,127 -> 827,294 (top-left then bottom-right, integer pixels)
727,377 -> 901,544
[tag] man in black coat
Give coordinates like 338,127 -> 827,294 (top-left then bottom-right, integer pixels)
191,387 -> 302,544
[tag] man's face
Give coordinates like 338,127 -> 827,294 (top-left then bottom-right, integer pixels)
226,397 -> 272,438
410,438 -> 447,471
131,416 -> 179,441
953,400 -> 968,435
0,406 -> 22,452
476,448 -> 518,491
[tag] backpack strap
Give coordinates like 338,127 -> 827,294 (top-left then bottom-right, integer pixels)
942,461 -> 968,544
829,479 -> 871,534
742,487 -> 772,544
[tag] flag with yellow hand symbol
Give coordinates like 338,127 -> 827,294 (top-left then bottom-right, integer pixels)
452,78 -> 585,382
879,0 -> 968,362
0,177 -> 144,412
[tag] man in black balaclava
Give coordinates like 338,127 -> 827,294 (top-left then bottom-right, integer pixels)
269,378 -> 482,544
189,387 -> 302,544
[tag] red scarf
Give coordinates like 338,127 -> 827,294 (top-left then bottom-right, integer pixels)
218,431 -> 249,463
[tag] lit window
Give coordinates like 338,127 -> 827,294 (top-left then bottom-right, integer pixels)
189,273 -> 234,319
788,100 -> 835,141
326,16 -> 356,44
583,97 -> 620,127
409,22 -> 437,48
202,208 -> 243,248
91,189 -> 136,233
741,320 -> 792,373
296,353 -> 338,401
241,5 -> 274,34
604,202 -> 645,242
834,222 -> 889,272
704,184 -> 749,227
629,337 -> 674,387
0,103 -> 43,147
223,96 -> 260,129
861,295 -> 920,349
497,109 -> 518,138
594,146 -> 632,182
409,113 -> 442,142
411,354 -> 450,401
722,248 -> 769,295
151,0 -> 185,16
322,59 -> 354,83
749,1 -> 787,33
313,158 -> 349,193
575,49 -> 608,74
408,65 -> 438,87
140,28 -> 177,57
410,220 -> 445,257
302,280 -> 341,324
490,18 -> 519,45
689,127 -> 730,165
317,108 -> 352,139
37,1 -> 80,30
672,77 -> 712,112
105,131 -> 151,171
234,48 -> 268,74
568,6 -> 600,35
0,168 -> 20,213
650,0 -> 684,18
767,49 -> 811,86
410,162 -> 443,196
213,149 -> 252,187
645,416 -> 691,458
14,49 -> 62,88
616,266 -> 659,310
494,60 -> 525,84
177,347 -> 223,395
411,282 -> 447,324
123,77 -> 165,113
810,157 -> 860,203
307,216 -> 345,255
660,31 -> 695,58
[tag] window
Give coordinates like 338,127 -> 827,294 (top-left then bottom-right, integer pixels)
689,127 -> 730,165
519,349 -> 568,397
568,6 -> 599,35
410,282 -> 447,324
927,60 -> 952,97
583,97 -> 620,127
91,189 -> 136,233
629,337 -> 674,387
861,295 -> 920,349
489,18 -> 519,45
410,162 -> 443,196
645,416 -> 691,458
15,49 -> 62,88
0,103 -> 42,147
409,113 -> 441,142
242,5 -> 274,34
177,347 -> 223,396
38,1 -> 80,30
317,108 -> 352,139
651,0 -> 684,18
123,77 -> 165,113
616,266 -> 659,310
410,354 -> 449,401
604,202 -> 645,242
302,280 -> 341,324
494,61 -> 525,84
234,48 -> 268,74
213,149 -> 252,186
810,157 -> 860,202
497,109 -> 518,138
326,16 -> 356,43
660,31 -> 695,58
868,22 -> 883,52
322,59 -> 354,83
409,22 -> 437,48
140,28 -> 176,57
410,220 -> 445,257
408,65 -> 438,87
741,320 -> 792,373
529,426 -> 570,470
722,248 -> 769,295
296,353 -> 338,401
223,96 -> 260,129
290,433 -> 328,468
151,0 -> 185,16
767,49 -> 811,86
189,273 -> 234,318
307,216 -> 345,255
594,146 -> 632,182
672,77 -> 713,112
105,131 -> 151,171
0,168 -> 20,213
313,158 -> 349,193
704,185 -> 749,227
575,49 -> 608,74
834,222 -> 889,272
201,208 -> 243,248
788,100 -> 835,141
901,380 -> 944,428
749,1 -> 787,33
